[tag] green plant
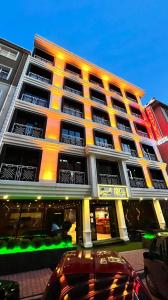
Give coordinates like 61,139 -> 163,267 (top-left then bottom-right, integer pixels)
6,239 -> 18,249
31,237 -> 43,248
44,237 -> 53,246
20,239 -> 31,249
0,240 -> 7,249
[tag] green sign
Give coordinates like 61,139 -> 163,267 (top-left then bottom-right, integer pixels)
98,185 -> 129,199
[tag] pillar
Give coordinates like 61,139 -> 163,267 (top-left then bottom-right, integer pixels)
141,164 -> 153,188
45,117 -> 61,140
113,135 -> 121,151
88,154 -> 98,197
115,200 -> 129,241
82,198 -> 93,248
135,140 -> 144,158
153,199 -> 166,229
118,161 -> 131,196
39,148 -> 58,182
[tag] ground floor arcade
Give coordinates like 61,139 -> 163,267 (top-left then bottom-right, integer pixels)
0,197 -> 166,247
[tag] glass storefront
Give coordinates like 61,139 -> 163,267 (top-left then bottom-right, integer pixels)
90,201 -> 119,241
0,200 -> 82,245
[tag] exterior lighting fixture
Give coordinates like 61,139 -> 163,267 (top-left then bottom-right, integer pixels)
153,198 -> 156,201
57,53 -> 64,60
82,64 -> 89,72
65,196 -> 69,200
140,197 -> 143,201
102,75 -> 109,81
3,195 -> 9,200
37,196 -> 42,200
165,198 -> 168,200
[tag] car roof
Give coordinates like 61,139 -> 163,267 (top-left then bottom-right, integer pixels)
57,250 -> 133,276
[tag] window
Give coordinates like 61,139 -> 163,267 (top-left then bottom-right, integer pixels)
0,65 -> 12,80
0,89 -> 3,98
0,44 -> 19,60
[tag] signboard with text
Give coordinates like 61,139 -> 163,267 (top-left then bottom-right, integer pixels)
98,185 -> 129,199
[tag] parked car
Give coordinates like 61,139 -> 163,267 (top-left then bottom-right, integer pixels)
43,250 -> 151,300
144,233 -> 168,299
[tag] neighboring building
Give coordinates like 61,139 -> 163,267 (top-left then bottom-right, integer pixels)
146,98 -> 168,226
0,35 -> 168,247
0,38 -> 30,131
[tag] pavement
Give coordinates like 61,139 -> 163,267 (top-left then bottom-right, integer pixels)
0,249 -> 160,299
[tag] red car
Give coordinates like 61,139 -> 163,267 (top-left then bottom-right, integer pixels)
43,250 -> 151,300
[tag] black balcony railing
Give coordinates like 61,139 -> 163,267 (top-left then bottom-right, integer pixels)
152,179 -> 167,189
21,93 -> 48,107
136,130 -> 148,138
93,116 -> 109,126
34,55 -> 54,65
65,69 -> 81,78
95,141 -> 113,149
113,105 -> 126,113
61,134 -> 84,147
90,80 -> 103,88
129,177 -> 146,188
28,72 -> 51,84
12,123 -> 43,138
132,112 -> 142,119
117,123 -> 132,133
98,174 -> 120,185
122,147 -> 137,157
91,96 -> 105,105
144,152 -> 157,161
63,106 -> 83,118
64,86 -> 82,96
59,169 -> 85,184
0,163 -> 37,181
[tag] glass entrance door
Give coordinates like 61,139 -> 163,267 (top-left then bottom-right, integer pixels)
95,207 -> 111,240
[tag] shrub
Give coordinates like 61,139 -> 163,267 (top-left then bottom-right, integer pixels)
20,239 -> 31,249
44,237 -> 53,246
62,234 -> 72,243
0,240 -> 7,249
6,239 -> 18,249
31,237 -> 43,248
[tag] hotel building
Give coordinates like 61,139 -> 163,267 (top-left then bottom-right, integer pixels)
0,35 -> 168,247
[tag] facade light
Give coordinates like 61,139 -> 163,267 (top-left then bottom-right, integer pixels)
65,196 -> 69,200
3,195 -> 9,200
37,196 -> 42,200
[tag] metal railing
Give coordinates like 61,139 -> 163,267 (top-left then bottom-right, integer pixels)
98,174 -> 120,185
93,115 -> 110,126
61,134 -> 84,146
63,106 -> 83,118
117,123 -> 132,132
89,80 -> 103,88
143,152 -> 157,161
113,105 -> 126,113
91,96 -> 106,105
64,86 -> 83,96
95,141 -> 113,149
110,89 -> 122,96
152,179 -> 167,189
132,112 -> 142,118
28,72 -> 51,84
34,54 -> 53,65
59,169 -> 85,184
21,93 -> 48,107
12,123 -> 43,138
0,163 -> 37,181
122,147 -> 137,157
129,177 -> 146,188
0,49 -> 17,60
65,69 -> 81,78
126,96 -> 137,103
136,130 -> 148,138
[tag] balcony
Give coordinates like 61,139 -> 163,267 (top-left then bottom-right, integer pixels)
98,174 -> 120,185
129,177 -> 146,188
144,152 -> 157,161
132,112 -> 142,119
63,106 -> 83,118
113,105 -> 126,113
28,72 -> 51,84
125,92 -> 137,103
136,130 -> 148,138
59,169 -> 85,184
65,69 -> 81,78
117,123 -> 132,133
61,134 -> 84,147
65,63 -> 82,78
95,141 -> 113,149
64,86 -> 82,96
123,148 -> 137,157
152,179 -> 167,189
93,115 -> 109,126
91,96 -> 105,105
34,55 -> 53,65
109,84 -> 122,96
11,123 -> 43,138
0,163 -> 37,181
21,93 -> 48,107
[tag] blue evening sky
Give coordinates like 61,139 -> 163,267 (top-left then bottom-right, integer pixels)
1,0 -> 168,105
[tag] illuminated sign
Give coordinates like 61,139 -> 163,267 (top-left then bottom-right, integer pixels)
145,107 -> 161,140
158,136 -> 168,145
98,185 -> 129,199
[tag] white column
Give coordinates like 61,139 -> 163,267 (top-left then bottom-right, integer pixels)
118,161 -> 131,196
115,200 -> 129,241
88,154 -> 98,198
153,199 -> 166,229
82,198 -> 93,248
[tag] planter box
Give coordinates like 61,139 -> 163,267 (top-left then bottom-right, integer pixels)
0,247 -> 76,276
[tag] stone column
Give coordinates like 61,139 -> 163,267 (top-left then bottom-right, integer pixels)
88,154 -> 98,197
115,200 -> 129,241
82,198 -> 93,248
153,199 -> 166,229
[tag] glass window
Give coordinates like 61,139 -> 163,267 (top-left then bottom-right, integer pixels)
0,44 -> 19,60
0,65 -> 12,80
